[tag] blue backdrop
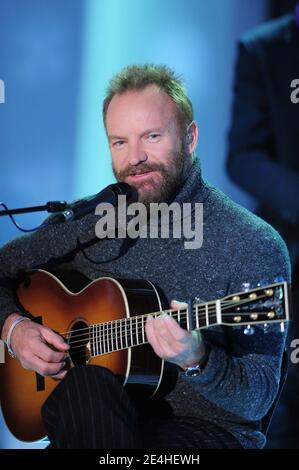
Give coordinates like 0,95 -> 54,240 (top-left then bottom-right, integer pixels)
0,0 -> 269,448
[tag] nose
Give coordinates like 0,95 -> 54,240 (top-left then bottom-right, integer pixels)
127,140 -> 148,166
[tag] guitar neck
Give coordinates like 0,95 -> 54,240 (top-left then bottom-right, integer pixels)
88,281 -> 289,357
89,305 -> 196,357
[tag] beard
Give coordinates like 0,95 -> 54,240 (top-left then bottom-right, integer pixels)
112,145 -> 190,207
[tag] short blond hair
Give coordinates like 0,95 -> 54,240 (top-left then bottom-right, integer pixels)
103,64 -> 193,136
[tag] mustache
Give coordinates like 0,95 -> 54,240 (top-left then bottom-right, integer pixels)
118,163 -> 165,178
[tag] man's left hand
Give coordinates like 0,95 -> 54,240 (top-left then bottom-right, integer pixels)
145,300 -> 206,370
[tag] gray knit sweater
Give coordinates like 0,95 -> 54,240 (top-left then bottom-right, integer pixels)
0,160 -> 291,448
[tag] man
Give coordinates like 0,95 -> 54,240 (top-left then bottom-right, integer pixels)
227,9 -> 299,448
0,64 -> 291,449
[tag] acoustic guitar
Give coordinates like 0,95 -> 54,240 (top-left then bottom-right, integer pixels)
0,270 -> 290,442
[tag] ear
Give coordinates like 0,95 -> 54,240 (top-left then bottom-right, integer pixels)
185,121 -> 198,154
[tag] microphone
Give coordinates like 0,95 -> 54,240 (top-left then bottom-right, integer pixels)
51,182 -> 138,223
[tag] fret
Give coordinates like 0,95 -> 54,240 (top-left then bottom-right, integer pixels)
100,322 -> 103,354
141,317 -> 145,345
111,321 -> 115,351
103,322 -> 107,354
142,316 -> 145,343
139,317 -> 142,344
88,325 -> 92,356
109,322 -> 112,352
108,321 -> 112,353
133,317 -> 136,346
90,325 -> 94,356
216,300 -> 221,324
124,317 -> 128,349
112,321 -> 116,351
205,303 -> 209,326
92,325 -> 95,356
112,321 -> 115,351
177,307 -> 181,326
98,323 -> 103,354
115,320 -> 119,351
134,316 -> 139,346
99,323 -> 102,354
120,319 -> 123,350
135,316 -> 139,345
132,317 -> 136,346
94,324 -> 97,356
111,321 -> 114,351
130,317 -> 133,347
94,325 -> 97,356
106,322 -> 109,353
195,305 -> 199,329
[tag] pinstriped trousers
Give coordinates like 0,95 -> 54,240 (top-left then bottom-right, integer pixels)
41,365 -> 242,449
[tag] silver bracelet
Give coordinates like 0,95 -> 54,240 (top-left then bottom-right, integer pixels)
5,316 -> 30,358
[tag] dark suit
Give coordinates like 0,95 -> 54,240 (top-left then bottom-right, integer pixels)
227,14 -> 299,266
227,13 -> 299,448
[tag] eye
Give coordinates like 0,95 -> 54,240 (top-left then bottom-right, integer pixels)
147,133 -> 161,142
112,140 -> 125,148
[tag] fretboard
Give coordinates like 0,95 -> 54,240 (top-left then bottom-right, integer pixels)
89,301 -> 219,357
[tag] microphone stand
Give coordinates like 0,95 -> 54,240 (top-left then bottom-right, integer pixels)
0,201 -> 68,217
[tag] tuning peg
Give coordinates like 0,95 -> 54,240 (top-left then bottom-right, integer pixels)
257,279 -> 269,287
241,282 -> 251,292
243,325 -> 255,336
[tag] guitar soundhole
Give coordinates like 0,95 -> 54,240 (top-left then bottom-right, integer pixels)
68,320 -> 91,365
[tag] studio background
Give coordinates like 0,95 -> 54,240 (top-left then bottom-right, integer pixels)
0,0 -> 291,448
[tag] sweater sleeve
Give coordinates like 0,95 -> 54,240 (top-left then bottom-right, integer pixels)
0,214 -> 95,335
188,226 -> 291,422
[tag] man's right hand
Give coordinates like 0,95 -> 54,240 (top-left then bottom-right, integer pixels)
1,313 -> 69,379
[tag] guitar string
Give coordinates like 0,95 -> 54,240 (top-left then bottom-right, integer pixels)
58,292 -> 276,340
67,313 -> 221,357
66,314 -> 286,361
59,282 -> 284,336
64,297 -> 283,351
69,312 -> 216,346
66,314 -> 286,359
63,313 -> 284,353
60,309 -> 282,355
58,293 -> 272,338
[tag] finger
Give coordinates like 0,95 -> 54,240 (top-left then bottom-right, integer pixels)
145,315 -> 164,357
35,341 -> 67,363
28,355 -> 66,377
42,328 -> 69,351
145,315 -> 157,346
165,316 -> 191,343
51,369 -> 68,380
146,315 -> 181,358
170,300 -> 188,310
154,315 -> 187,343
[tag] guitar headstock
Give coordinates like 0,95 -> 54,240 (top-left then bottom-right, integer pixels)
220,281 -> 290,326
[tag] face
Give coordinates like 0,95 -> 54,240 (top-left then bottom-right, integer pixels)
105,84 -> 193,206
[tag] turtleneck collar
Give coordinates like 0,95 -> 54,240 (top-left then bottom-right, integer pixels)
172,157 -> 210,206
